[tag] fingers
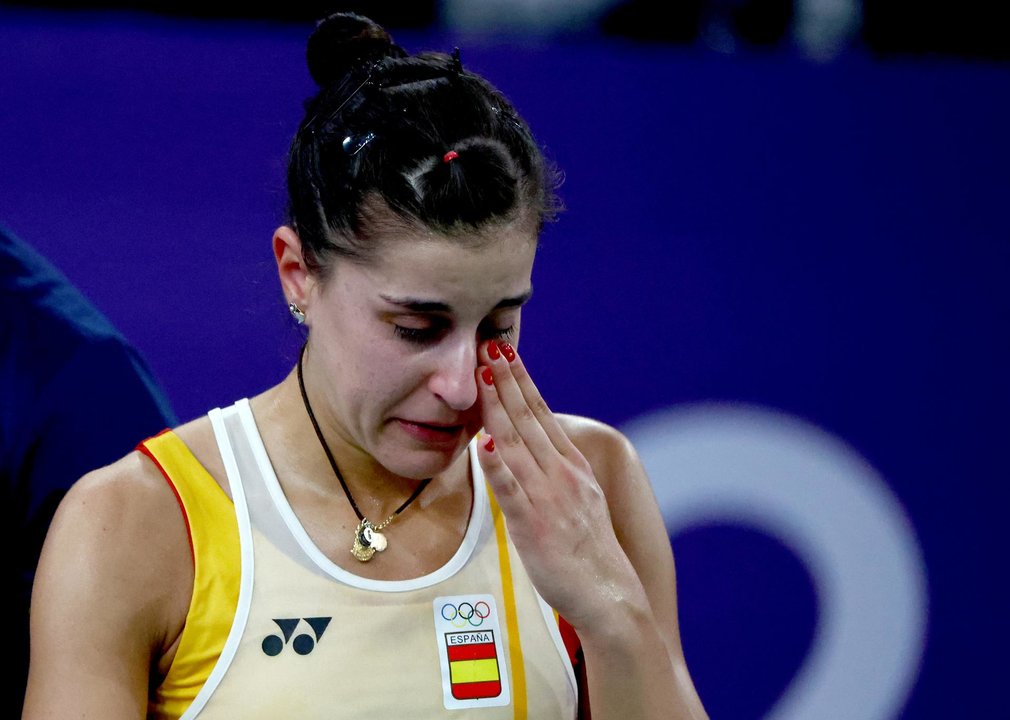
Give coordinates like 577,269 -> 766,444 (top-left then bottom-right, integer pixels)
475,431 -> 531,516
478,359 -> 555,475
479,341 -> 580,463
476,362 -> 545,485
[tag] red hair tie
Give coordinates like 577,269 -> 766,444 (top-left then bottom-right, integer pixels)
442,150 -> 459,164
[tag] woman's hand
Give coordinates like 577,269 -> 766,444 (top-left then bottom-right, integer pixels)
474,340 -> 646,627
474,340 -> 709,719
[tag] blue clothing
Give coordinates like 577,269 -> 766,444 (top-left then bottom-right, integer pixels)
1,225 -> 177,717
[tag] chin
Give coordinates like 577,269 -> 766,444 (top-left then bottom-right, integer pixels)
383,443 -> 469,481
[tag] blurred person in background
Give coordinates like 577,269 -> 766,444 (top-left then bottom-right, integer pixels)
1,224 -> 177,717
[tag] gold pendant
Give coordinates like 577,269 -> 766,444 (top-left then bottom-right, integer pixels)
351,519 -> 387,562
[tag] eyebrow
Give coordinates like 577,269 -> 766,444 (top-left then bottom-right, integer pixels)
380,288 -> 533,313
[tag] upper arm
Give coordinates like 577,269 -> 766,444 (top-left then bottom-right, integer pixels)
23,452 -> 192,719
561,415 -> 708,712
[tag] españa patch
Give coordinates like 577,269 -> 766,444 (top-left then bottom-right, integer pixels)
433,595 -> 511,709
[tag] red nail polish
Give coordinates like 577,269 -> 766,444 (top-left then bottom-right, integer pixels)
481,367 -> 494,386
484,437 -> 495,452
499,342 -> 516,362
487,341 -> 501,360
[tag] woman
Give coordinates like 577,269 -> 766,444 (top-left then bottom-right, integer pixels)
24,13 -> 708,720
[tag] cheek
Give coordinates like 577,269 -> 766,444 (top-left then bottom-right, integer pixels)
348,340 -> 426,409
313,327 -> 389,407
320,306 -> 389,370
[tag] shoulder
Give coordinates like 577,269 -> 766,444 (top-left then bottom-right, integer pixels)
36,445 -> 195,654
556,413 -> 627,446
556,413 -> 666,543
54,448 -> 181,533
554,414 -> 659,524
557,414 -> 644,484
47,448 -> 192,591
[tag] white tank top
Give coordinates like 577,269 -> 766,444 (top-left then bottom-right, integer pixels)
172,398 -> 577,719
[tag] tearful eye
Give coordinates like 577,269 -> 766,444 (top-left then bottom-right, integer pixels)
482,325 -> 515,341
393,325 -> 441,344
479,314 -> 517,342
393,319 -> 514,345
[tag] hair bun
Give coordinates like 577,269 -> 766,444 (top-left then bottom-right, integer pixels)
306,12 -> 400,88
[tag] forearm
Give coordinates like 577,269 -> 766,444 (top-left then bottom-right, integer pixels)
578,595 -> 708,720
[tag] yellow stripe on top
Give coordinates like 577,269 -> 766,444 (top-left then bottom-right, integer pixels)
488,483 -> 527,720
140,431 -> 241,720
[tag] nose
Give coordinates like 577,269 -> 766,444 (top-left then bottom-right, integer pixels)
427,336 -> 479,411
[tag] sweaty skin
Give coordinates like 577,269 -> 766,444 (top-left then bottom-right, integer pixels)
24,225 -> 708,719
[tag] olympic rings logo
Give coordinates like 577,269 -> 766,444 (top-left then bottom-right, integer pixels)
441,601 -> 491,628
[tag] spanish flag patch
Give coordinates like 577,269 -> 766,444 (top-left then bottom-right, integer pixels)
434,595 -> 511,709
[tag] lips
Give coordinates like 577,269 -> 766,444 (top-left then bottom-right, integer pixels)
396,418 -> 465,443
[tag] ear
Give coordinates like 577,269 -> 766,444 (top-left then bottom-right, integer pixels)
273,225 -> 315,319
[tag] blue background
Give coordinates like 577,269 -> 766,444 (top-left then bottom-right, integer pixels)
1,8 -> 1007,717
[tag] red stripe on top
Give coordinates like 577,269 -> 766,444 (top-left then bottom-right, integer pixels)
447,642 -> 497,662
451,680 -> 502,700
136,437 -> 195,563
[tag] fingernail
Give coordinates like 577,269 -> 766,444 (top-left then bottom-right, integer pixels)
481,367 -> 494,386
484,436 -> 495,452
499,342 -> 516,362
487,341 -> 501,360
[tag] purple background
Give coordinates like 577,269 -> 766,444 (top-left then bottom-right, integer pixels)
2,8 -> 1007,718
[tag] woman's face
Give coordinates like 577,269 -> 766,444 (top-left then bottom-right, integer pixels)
303,223 -> 537,481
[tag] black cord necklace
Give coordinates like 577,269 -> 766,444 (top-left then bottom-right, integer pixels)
296,343 -> 432,562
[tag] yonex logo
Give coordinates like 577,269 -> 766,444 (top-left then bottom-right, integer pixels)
440,601 -> 491,628
262,617 -> 331,656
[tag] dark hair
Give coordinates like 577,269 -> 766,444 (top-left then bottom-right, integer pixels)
287,12 -> 562,273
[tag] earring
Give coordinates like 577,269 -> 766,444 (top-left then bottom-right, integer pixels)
288,302 -> 306,325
